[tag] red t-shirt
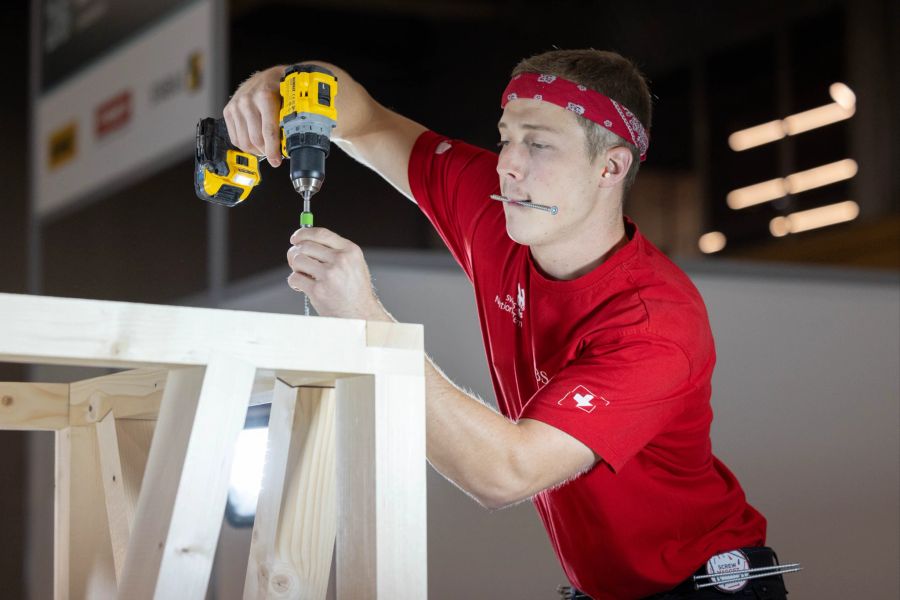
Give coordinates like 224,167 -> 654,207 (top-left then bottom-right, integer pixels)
408,131 -> 766,599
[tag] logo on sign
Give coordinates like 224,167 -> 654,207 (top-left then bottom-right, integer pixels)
95,90 -> 133,139
150,50 -> 204,105
47,121 -> 78,169
558,385 -> 608,413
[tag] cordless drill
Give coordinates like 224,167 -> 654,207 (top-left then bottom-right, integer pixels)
194,64 -> 339,227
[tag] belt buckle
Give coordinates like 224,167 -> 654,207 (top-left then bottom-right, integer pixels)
702,550 -> 751,593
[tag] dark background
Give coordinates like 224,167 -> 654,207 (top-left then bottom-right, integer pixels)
1,1 -> 898,596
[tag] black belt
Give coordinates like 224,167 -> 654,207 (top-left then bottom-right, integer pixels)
645,546 -> 789,598
560,547 -> 794,600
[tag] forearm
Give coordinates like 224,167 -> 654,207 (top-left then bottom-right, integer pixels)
360,303 -> 527,508
424,357 -> 529,508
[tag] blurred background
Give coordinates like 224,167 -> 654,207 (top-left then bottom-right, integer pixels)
0,0 -> 897,598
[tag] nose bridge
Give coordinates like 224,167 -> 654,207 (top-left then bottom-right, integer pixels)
497,143 -> 526,180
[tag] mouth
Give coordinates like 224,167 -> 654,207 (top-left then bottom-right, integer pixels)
490,193 -> 559,215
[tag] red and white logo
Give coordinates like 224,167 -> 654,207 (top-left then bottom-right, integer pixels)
558,385 -> 608,413
95,90 -> 133,139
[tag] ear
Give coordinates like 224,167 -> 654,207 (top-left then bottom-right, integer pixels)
598,146 -> 633,188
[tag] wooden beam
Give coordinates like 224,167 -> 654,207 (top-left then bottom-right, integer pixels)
243,380 -> 300,600
0,382 -> 68,430
69,369 -> 167,427
334,373 -> 427,599
96,412 -> 132,583
53,429 -> 70,600
0,293 -> 422,376
245,385 -> 338,599
118,354 -> 256,599
54,426 -> 117,599
366,320 -> 424,349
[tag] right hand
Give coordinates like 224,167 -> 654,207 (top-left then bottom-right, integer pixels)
223,66 -> 285,166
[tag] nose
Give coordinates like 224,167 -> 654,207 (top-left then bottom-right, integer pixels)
496,143 -> 526,183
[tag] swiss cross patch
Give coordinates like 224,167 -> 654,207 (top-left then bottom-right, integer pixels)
558,385 -> 609,413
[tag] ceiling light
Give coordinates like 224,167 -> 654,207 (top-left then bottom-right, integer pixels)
698,231 -> 727,254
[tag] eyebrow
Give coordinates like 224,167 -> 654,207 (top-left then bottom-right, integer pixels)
497,122 -> 562,134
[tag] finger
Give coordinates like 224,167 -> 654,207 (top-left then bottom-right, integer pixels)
223,107 -> 239,147
288,252 -> 326,280
287,240 -> 338,265
290,227 -> 350,249
287,271 -> 315,294
230,106 -> 253,153
256,92 -> 283,167
243,101 -> 267,156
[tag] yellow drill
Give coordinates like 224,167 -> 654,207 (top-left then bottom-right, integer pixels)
195,64 -> 338,315
195,64 -> 339,227
279,64 -> 339,227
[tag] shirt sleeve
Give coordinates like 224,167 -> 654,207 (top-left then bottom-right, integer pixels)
519,334 -> 692,472
408,130 -> 500,280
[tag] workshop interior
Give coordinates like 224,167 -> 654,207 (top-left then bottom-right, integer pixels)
0,0 -> 897,598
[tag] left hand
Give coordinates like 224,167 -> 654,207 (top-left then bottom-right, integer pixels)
286,227 -> 385,320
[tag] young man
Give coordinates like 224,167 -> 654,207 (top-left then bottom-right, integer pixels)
224,50 -> 790,599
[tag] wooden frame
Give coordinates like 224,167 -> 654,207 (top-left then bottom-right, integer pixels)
0,293 -> 427,599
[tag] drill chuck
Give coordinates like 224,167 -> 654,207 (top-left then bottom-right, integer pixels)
286,131 -> 330,196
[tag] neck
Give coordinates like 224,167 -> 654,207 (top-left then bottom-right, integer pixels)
531,210 -> 627,280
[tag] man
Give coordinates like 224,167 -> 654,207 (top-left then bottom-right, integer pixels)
225,49 -> 790,599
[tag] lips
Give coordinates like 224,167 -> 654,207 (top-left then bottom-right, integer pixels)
503,192 -> 531,202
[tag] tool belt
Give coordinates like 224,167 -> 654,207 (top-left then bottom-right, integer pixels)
558,547 -> 800,599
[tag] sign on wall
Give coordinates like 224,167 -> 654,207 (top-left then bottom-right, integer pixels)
31,0 -> 222,218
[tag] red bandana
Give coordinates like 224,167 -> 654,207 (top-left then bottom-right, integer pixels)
501,72 -> 649,162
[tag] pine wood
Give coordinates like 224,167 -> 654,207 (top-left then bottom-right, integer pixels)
0,382 -> 69,430
54,425 -> 117,599
335,374 -> 427,599
0,293 -> 426,600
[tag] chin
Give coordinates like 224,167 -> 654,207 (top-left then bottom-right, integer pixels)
504,214 -> 549,246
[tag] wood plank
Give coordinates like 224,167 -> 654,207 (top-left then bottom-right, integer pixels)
96,412 -> 131,583
53,428 -> 70,600
54,426 -> 117,599
0,382 -> 68,430
243,380 -> 299,599
335,373 -> 427,599
115,419 -> 156,527
118,354 -> 256,600
0,293 -> 410,376
279,387 -> 337,599
244,384 -> 338,600
118,367 -> 205,599
69,368 -> 278,427
365,321 -> 424,350
69,368 -> 167,427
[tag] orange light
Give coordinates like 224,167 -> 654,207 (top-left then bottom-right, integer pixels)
698,231 -> 727,254
729,83 -> 856,151
768,201 -> 860,237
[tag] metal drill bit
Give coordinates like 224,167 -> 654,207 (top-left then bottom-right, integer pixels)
490,194 -> 558,215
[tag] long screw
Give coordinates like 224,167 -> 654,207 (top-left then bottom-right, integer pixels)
300,192 -> 313,316
693,564 -> 803,590
490,194 -> 558,215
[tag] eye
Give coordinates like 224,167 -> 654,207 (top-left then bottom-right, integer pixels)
496,140 -> 509,148
530,142 -> 549,150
